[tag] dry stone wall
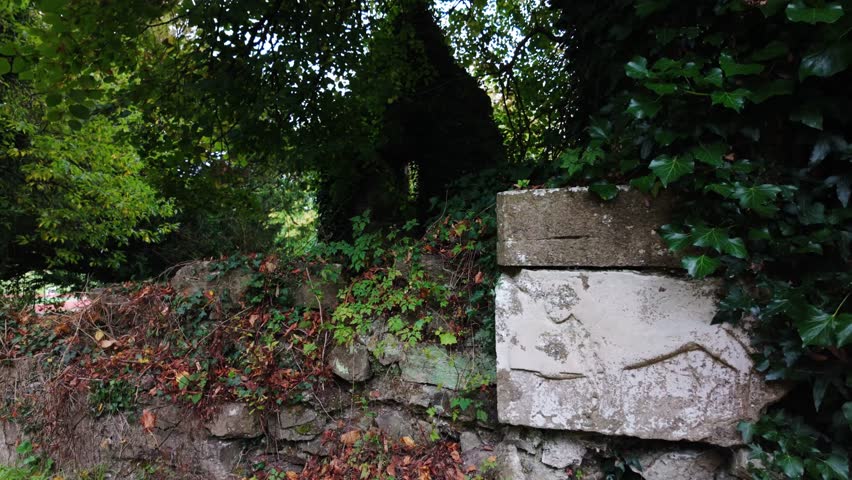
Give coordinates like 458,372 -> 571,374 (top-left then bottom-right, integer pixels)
0,190 -> 788,479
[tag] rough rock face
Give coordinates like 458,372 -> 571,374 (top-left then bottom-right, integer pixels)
328,343 -> 372,382
0,421 -> 18,464
171,261 -> 252,308
205,402 -> 263,439
400,345 -> 495,390
495,269 -> 786,446
496,188 -> 678,268
633,449 -> 729,480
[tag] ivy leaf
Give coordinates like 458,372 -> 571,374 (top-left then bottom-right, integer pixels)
720,53 -> 765,76
660,225 -> 692,252
799,42 -> 852,80
813,377 -> 828,411
844,402 -> 852,424
751,40 -> 790,61
721,237 -> 748,259
749,79 -> 795,103
681,255 -> 720,278
825,176 -> 851,207
691,143 -> 727,167
838,314 -> 852,347
589,182 -> 619,201
629,174 -> 656,193
703,68 -> 723,88
692,226 -> 728,251
711,89 -> 750,112
733,184 -> 782,216
777,454 -> 804,478
785,2 -> 844,24
649,154 -> 694,186
588,118 -> 611,140
796,306 -> 842,347
635,0 -> 672,17
737,421 -> 755,443
0,58 -> 10,76
626,56 -> 651,79
627,96 -> 661,119
645,82 -> 677,95
790,105 -> 823,130
821,454 -> 849,480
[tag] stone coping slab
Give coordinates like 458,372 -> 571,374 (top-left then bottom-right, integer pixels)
497,187 -> 679,268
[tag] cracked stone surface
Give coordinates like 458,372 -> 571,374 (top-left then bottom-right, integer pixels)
497,187 -> 679,268
328,343 -> 372,382
205,402 -> 263,439
633,448 -> 728,480
495,269 -> 787,446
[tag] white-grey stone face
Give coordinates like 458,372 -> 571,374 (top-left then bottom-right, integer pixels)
495,269 -> 786,447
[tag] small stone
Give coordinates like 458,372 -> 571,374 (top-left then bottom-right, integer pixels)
634,449 -> 727,480
374,408 -> 419,440
204,403 -> 262,439
277,405 -> 318,430
329,344 -> 372,382
459,431 -> 481,453
369,334 -> 404,366
198,439 -> 243,480
540,435 -> 587,469
502,427 -> 541,455
731,448 -> 762,479
495,442 -> 524,479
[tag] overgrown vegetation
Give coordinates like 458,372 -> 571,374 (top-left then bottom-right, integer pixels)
550,1 -> 852,478
1,0 -> 851,478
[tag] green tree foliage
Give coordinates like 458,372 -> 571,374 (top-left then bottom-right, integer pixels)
21,0 -> 507,243
1,4 -> 176,276
550,0 -> 852,477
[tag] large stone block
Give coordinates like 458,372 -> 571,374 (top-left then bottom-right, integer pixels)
496,187 -> 678,268
495,269 -> 786,446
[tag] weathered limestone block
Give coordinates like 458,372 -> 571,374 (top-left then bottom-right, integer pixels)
271,404 -> 325,441
633,449 -> 728,480
400,345 -> 495,390
496,187 -> 678,268
328,344 -> 372,382
495,269 -> 786,446
204,402 -> 263,439
0,421 -> 19,464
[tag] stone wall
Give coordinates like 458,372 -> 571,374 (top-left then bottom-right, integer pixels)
494,187 -> 786,478
0,189 -> 786,479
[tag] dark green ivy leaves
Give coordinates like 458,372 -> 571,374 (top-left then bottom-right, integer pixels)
649,154 -> 693,186
799,42 -> 852,80
796,304 -> 852,348
785,2 -> 844,24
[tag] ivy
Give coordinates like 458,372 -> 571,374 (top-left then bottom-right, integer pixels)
554,0 -> 852,477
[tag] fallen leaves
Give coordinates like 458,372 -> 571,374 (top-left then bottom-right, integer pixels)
140,409 -> 156,433
340,430 -> 361,445
298,428 -> 467,480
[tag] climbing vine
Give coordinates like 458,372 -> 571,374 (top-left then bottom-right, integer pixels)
553,1 -> 851,477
